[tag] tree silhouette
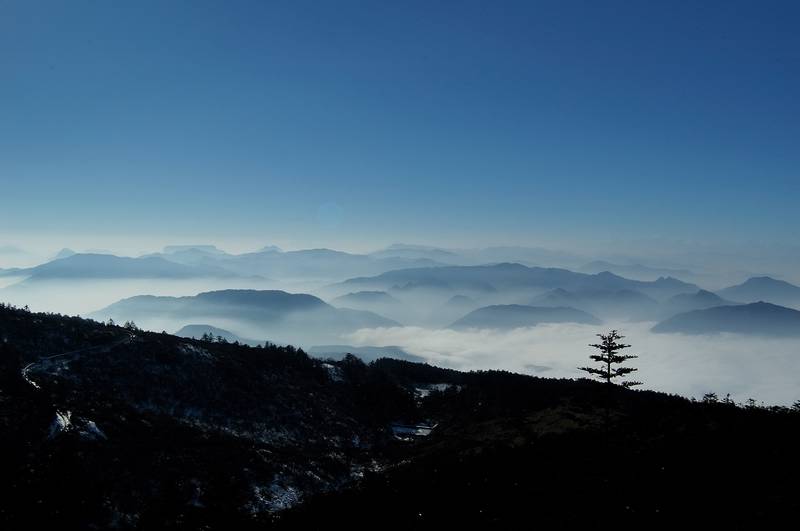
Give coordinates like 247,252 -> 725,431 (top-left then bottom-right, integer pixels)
578,330 -> 641,388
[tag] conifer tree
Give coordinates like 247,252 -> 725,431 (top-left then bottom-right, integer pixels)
578,330 -> 641,388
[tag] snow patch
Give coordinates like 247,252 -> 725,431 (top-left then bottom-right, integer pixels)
80,420 -> 108,440
21,363 -> 41,389
179,343 -> 213,360
48,410 -> 72,438
414,382 -> 458,399
391,423 -> 438,440
247,478 -> 302,513
322,363 -> 343,382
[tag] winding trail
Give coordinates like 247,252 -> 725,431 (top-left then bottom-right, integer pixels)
21,333 -> 135,389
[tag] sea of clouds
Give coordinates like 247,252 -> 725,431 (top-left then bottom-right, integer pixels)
346,322 -> 800,406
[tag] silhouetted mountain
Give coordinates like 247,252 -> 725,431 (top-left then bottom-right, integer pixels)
652,302 -> 800,336
307,345 -> 424,364
3,304 -> 800,528
3,253 -> 239,280
174,324 -> 257,345
531,288 -> 659,321
718,276 -> 800,307
92,289 -> 399,346
450,304 -> 601,330
340,263 -> 698,301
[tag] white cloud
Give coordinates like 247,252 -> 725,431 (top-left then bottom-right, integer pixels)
346,322 -> 800,406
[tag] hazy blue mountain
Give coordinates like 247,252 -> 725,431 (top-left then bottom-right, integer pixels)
258,245 -> 283,253
99,289 -> 328,319
369,244 -> 460,263
449,304 -> 601,330
444,294 -> 477,308
4,253 -> 239,280
652,302 -> 800,336
333,291 -> 400,306
460,246 -> 584,268
531,288 -> 659,321
178,247 -> 447,281
142,246 -> 238,271
52,248 -> 76,260
174,324 -> 257,345
369,244 -> 585,268
391,278 -> 497,294
331,291 -> 405,322
718,277 -> 800,307
92,289 -> 399,345
162,245 -> 227,255
659,289 -> 736,318
141,244 -> 451,282
578,260 -> 694,281
307,344 -> 425,363
340,263 -> 698,301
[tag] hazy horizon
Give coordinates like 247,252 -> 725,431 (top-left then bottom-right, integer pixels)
2,1 -> 798,260
1,1 -> 799,403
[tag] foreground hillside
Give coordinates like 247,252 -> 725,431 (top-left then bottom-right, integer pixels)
1,303 -> 799,528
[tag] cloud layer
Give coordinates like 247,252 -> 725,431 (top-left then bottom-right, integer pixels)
346,322 -> 800,406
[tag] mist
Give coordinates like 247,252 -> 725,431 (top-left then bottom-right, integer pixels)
2,242 -> 799,407
345,322 -> 800,406
0,277 -> 276,316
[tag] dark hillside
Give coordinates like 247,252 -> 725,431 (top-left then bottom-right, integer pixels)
1,303 -> 799,528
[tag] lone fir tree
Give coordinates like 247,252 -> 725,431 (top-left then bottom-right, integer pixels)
579,330 -> 641,388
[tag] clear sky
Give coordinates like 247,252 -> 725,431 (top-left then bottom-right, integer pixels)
1,0 -> 798,254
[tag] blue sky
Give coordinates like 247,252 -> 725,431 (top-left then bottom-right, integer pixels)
1,0 -> 798,253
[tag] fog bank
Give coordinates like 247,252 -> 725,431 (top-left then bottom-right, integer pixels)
346,322 -> 800,406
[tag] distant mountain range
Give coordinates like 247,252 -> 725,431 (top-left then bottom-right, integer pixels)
531,288 -> 659,321
578,260 -> 695,281
146,245 -> 447,283
8,244 -> 800,337
449,304 -> 601,330
718,277 -> 800,308
659,289 -> 736,317
652,302 -> 800,336
522,287 -> 743,323
333,290 -> 401,307
339,263 -> 699,301
92,289 -> 399,346
368,243 -> 584,268
0,253 -> 241,280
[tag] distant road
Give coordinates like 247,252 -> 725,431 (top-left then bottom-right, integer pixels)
21,333 -> 134,389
